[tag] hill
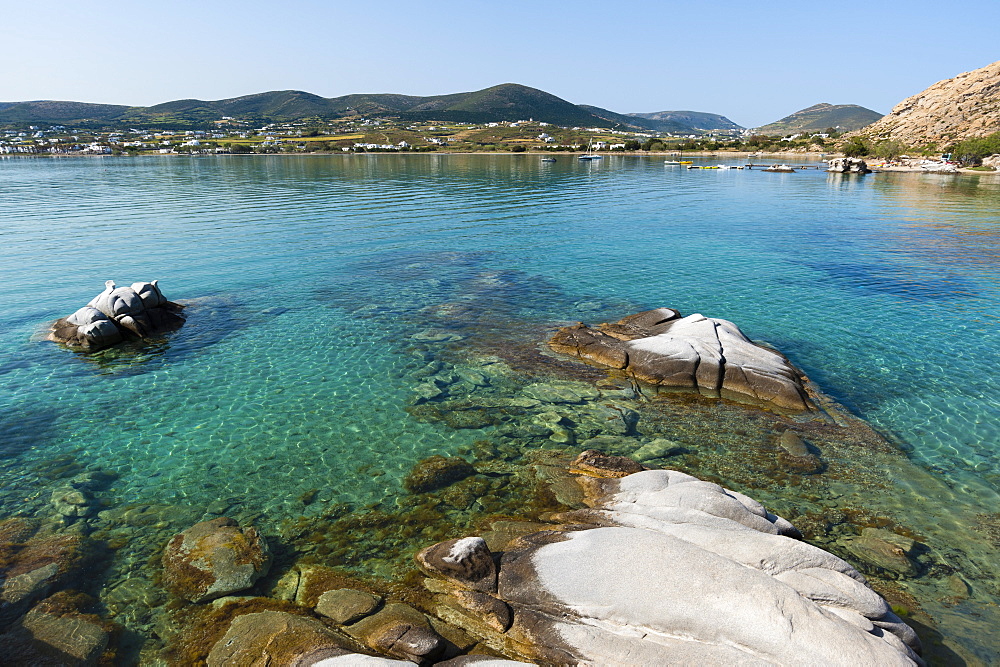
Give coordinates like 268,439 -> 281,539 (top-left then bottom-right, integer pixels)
0,84 -> 731,134
855,60 -> 1000,145
628,110 -> 742,133
755,103 -> 883,135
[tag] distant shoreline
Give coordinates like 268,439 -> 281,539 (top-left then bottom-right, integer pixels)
6,151 -> 995,174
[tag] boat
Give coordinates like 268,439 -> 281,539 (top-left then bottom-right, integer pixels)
541,158 -> 557,163
664,160 -> 681,165
686,165 -> 702,170
702,165 -> 719,170
763,164 -> 796,172
679,161 -> 693,165
578,138 -> 603,161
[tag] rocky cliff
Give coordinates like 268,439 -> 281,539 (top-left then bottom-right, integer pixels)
857,60 -> 1000,145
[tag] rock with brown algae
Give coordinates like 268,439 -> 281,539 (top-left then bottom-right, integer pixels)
48,279 -> 185,350
549,308 -> 812,411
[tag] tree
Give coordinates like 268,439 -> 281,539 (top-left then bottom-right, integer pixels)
873,140 -> 906,161
624,139 -> 640,151
510,144 -> 526,152
841,137 -> 870,158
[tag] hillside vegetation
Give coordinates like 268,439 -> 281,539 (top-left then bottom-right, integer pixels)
756,103 -> 883,135
0,84 -> 736,135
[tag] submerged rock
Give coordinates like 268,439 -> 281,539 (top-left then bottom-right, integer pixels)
0,527 -> 87,626
161,517 -> 271,603
206,610 -> 348,666
48,280 -> 185,351
420,465 -> 923,665
549,308 -> 813,411
404,456 -> 477,494
842,528 -> 922,578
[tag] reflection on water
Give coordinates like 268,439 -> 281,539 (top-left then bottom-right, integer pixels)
0,155 -> 998,662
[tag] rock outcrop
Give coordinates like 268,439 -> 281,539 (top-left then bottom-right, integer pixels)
419,465 -> 923,665
48,279 -> 185,351
161,518 -> 271,603
855,59 -> 1000,145
549,308 -> 812,411
827,157 -> 871,173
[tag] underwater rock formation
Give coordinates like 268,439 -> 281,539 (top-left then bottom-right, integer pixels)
48,280 -> 185,350
161,518 -> 271,603
418,465 -> 923,665
549,308 -> 813,411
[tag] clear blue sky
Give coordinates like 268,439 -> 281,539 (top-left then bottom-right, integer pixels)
3,0 -> 998,127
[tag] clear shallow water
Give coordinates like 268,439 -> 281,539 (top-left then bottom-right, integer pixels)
1,154 -> 999,658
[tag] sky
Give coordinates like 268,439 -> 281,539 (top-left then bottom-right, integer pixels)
2,0 -> 998,128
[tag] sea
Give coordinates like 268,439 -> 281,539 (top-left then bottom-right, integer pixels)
1,154 -> 998,662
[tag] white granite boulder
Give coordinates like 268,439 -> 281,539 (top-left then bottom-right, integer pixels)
550,308 -> 812,411
827,157 -> 871,173
421,468 -> 923,665
49,279 -> 185,350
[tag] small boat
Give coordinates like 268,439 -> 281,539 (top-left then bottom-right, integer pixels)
763,164 -> 796,172
578,138 -> 603,160
679,161 -> 693,165
541,157 -> 556,162
664,160 -> 681,165
686,165 -> 701,169
702,165 -> 719,170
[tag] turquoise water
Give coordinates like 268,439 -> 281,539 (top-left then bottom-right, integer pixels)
2,154 -> 999,658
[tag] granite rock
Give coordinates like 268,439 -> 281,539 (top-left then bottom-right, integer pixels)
550,309 -> 812,411
404,456 -> 477,494
48,279 -> 185,351
827,157 -> 871,173
854,59 -> 1000,145
416,537 -> 497,594
206,610 -> 348,666
425,468 -> 923,665
161,517 -> 271,603
344,602 -> 444,663
316,588 -> 383,625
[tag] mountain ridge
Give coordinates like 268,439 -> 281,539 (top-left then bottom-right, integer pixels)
0,84 -> 741,134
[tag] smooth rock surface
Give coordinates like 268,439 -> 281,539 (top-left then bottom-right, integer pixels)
426,468 -> 923,665
345,602 -> 444,663
161,517 -> 271,603
206,610 -> 347,666
316,588 -> 383,625
49,279 -> 185,350
827,157 -> 871,173
550,309 -> 812,411
19,603 -> 110,664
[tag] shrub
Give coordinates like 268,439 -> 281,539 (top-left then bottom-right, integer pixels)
842,137 -> 870,158
949,131 -> 1000,166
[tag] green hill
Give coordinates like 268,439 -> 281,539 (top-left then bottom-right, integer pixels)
0,84 -> 734,134
755,103 -> 883,135
627,110 -> 743,133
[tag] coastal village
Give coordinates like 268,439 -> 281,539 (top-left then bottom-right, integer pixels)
0,118 -> 756,156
